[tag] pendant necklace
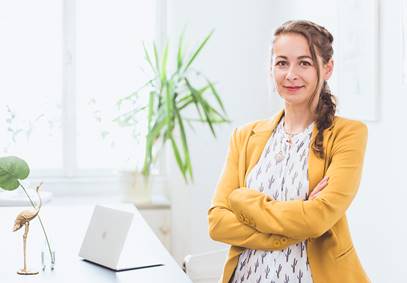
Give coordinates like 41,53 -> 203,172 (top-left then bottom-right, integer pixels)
275,123 -> 300,162
275,134 -> 290,163
285,132 -> 295,145
275,150 -> 285,162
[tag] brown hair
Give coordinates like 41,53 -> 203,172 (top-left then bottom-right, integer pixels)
272,20 -> 336,159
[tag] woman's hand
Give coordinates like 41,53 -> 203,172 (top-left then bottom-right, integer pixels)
308,176 -> 329,200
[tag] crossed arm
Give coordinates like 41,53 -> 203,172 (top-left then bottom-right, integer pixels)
208,128 -> 304,251
208,122 -> 368,248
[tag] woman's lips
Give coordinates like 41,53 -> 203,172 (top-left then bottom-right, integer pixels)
284,86 -> 304,92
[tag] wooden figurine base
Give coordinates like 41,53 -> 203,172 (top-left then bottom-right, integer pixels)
17,269 -> 39,275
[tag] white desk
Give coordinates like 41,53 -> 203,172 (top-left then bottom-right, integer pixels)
0,205 -> 191,283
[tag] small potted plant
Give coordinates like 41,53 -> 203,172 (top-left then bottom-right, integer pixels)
115,31 -> 229,199
0,156 -> 54,271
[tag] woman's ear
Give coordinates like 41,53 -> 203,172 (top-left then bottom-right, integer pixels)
323,59 -> 334,80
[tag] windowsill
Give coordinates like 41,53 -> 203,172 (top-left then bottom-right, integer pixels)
0,190 -> 170,209
49,194 -> 171,209
27,175 -> 127,196
1,170 -> 170,208
26,171 -> 165,197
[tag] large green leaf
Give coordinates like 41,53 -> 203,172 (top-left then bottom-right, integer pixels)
164,81 -> 173,133
176,31 -> 184,71
206,79 -> 226,114
142,116 -> 167,176
177,94 -> 194,110
175,109 -> 193,181
169,136 -> 185,177
143,42 -> 156,74
160,43 -> 169,84
0,156 -> 30,191
147,91 -> 156,131
153,43 -> 160,78
183,30 -> 214,73
184,78 -> 205,120
185,80 -> 216,136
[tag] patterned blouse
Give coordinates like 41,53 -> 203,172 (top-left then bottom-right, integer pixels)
231,117 -> 314,283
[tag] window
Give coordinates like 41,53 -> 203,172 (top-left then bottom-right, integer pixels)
0,0 -> 63,170
0,0 -> 163,191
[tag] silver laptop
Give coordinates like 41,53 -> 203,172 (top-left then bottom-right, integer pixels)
79,205 -> 164,271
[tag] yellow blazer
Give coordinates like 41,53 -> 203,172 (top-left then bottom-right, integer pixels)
208,110 -> 370,283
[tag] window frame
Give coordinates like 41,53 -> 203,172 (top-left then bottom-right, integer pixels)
30,0 -> 166,195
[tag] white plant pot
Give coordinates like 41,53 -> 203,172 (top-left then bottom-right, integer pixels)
119,171 -> 165,205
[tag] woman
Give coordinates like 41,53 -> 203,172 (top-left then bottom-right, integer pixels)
208,20 -> 369,283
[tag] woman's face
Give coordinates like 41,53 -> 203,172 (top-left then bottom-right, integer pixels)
271,33 -> 332,108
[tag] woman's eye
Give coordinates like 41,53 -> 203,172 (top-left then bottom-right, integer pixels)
275,61 -> 287,66
300,61 -> 312,66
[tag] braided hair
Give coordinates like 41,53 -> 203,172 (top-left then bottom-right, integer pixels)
273,20 -> 336,159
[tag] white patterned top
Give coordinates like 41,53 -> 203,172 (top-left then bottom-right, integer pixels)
231,117 -> 314,283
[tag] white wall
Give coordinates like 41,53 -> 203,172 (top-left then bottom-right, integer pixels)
355,0 -> 407,281
167,1 -> 407,282
166,0 -> 279,264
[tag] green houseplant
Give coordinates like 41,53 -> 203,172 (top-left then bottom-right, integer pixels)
0,156 -> 54,265
115,31 -> 230,182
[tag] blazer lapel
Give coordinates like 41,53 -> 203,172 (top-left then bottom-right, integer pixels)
238,109 -> 334,194
239,110 -> 284,187
308,126 -> 333,194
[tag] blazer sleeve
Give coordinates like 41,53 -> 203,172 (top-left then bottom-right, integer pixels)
228,121 -> 368,239
208,128 -> 304,250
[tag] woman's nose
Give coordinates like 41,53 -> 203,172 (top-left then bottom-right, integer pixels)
285,66 -> 299,81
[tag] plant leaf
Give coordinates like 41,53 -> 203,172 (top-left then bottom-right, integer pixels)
176,94 -> 194,110
206,79 -> 226,114
143,42 -> 156,73
165,81 -> 175,138
142,115 -> 166,175
153,43 -> 160,77
183,30 -> 214,73
175,109 -> 193,181
184,78 -> 205,120
169,136 -> 186,177
160,43 -> 169,85
147,91 -> 155,131
185,79 -> 216,136
177,31 -> 184,71
0,156 -> 30,191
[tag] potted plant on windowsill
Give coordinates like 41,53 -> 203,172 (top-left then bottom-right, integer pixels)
115,31 -> 229,202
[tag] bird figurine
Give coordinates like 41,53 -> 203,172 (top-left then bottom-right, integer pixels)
13,182 -> 43,275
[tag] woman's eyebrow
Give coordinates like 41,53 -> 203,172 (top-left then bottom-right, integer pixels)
275,55 -> 312,60
298,55 -> 312,60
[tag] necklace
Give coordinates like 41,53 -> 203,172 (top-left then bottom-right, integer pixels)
275,120 -> 313,163
275,119 -> 314,163
275,120 -> 305,162
283,128 -> 302,145
275,151 -> 285,162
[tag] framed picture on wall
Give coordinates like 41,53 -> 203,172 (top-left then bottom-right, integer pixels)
336,0 -> 379,121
